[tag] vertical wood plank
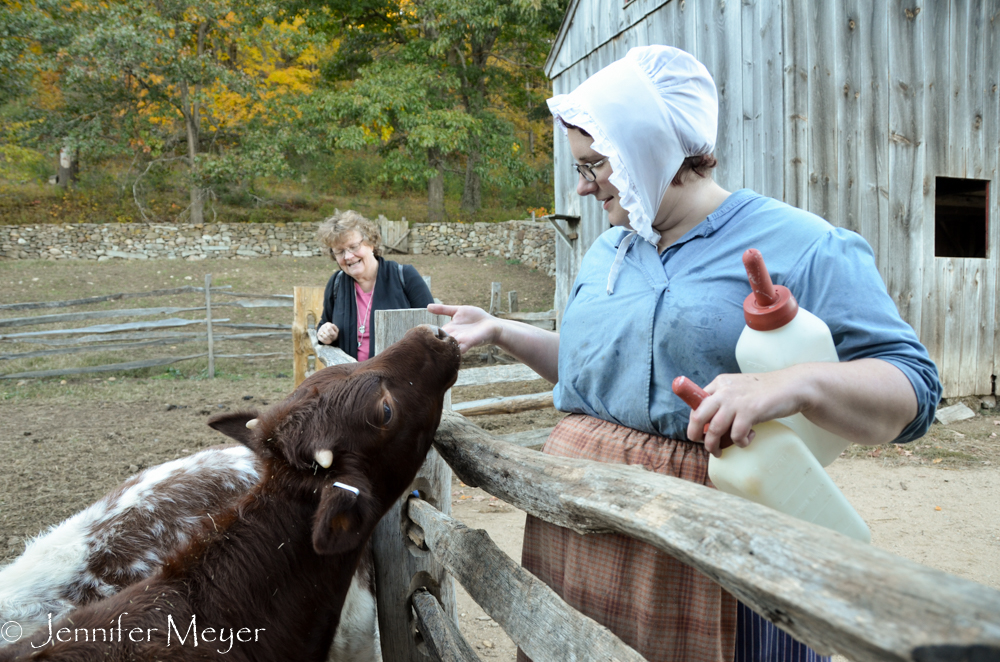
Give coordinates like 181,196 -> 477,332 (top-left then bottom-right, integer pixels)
292,286 -> 326,387
718,0 -> 744,193
959,261 -> 984,395
856,2 -> 890,274
838,3 -> 861,233
919,0 -> 950,387
807,1 -> 839,224
985,5 -> 1000,386
204,273 -> 214,378
967,0 -> 987,180
372,309 -> 456,662
886,1 -> 926,335
695,0 -> 741,193
783,0 -> 809,208
941,259 -> 964,398
949,0 -> 971,178
741,0 -> 762,194
739,0 -> 782,199
924,258 -> 950,378
759,0 -> 783,200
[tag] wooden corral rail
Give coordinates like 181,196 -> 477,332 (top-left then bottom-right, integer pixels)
302,306 -> 1000,662
0,279 -> 292,380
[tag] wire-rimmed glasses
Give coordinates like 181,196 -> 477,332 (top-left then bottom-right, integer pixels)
573,157 -> 609,182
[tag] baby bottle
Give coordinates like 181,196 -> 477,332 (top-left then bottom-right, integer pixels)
735,248 -> 850,467
672,376 -> 871,542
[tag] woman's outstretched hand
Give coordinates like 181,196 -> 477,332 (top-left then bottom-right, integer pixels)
427,303 -> 500,354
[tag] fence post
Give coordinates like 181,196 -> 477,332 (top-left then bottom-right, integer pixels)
292,286 -> 327,387
508,291 -> 518,313
371,309 -> 456,662
204,274 -> 214,378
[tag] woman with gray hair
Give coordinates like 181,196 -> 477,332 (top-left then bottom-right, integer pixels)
316,210 -> 433,361
430,45 -> 941,662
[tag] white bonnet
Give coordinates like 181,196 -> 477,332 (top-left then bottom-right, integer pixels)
547,45 -> 718,245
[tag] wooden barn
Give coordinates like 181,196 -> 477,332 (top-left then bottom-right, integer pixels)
544,0 -> 1000,398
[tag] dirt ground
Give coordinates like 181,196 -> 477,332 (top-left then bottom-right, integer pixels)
2,254 -> 999,660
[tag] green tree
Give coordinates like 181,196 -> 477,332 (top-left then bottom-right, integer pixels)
7,0 -> 325,222
315,0 -> 566,219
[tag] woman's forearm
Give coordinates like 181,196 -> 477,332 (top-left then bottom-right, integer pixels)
494,319 -> 561,384
795,359 -> 919,445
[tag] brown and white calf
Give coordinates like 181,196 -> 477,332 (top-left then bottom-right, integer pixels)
0,447 -> 380,661
0,324 -> 460,662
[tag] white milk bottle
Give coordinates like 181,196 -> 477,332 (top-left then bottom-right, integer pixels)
735,248 -> 850,467
672,376 -> 871,542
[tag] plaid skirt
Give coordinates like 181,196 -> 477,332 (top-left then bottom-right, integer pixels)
518,414 -> 738,662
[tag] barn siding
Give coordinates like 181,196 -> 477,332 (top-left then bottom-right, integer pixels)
548,0 -> 1000,397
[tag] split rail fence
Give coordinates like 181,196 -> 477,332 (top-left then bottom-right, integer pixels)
293,300 -> 1000,662
0,275 -> 292,380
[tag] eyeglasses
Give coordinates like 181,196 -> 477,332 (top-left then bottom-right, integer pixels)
573,158 -> 608,182
332,242 -> 365,258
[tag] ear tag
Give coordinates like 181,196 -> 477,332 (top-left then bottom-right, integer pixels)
334,481 -> 360,496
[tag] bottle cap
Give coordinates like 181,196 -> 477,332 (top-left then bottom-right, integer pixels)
671,376 -> 733,449
742,248 -> 799,331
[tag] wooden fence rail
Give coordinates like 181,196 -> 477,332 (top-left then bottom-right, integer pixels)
428,410 -> 1000,662
0,279 -> 292,380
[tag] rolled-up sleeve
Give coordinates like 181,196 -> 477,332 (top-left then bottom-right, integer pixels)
788,229 -> 943,443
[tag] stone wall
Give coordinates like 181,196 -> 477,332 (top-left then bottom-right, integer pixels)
409,221 -> 555,276
0,220 -> 557,276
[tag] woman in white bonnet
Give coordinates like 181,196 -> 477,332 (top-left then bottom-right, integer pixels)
430,46 -> 940,662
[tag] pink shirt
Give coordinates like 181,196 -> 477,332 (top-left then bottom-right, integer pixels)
355,283 -> 374,362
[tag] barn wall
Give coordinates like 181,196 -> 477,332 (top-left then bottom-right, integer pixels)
549,0 -> 1000,397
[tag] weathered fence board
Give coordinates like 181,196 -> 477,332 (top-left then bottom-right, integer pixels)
0,317 -> 219,339
454,364 -> 544,387
493,427 -> 553,450
293,286 -> 326,385
0,354 -> 208,380
496,310 -> 558,331
409,499 -> 645,662
0,306 -> 207,329
0,286 -> 232,312
452,391 -> 554,417
214,322 -> 290,330
411,589 -> 483,662
0,337 -> 200,361
431,411 -> 1000,661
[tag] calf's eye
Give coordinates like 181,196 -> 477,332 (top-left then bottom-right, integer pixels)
383,402 -> 392,424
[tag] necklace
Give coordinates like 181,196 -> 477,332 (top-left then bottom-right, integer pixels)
357,280 -> 375,349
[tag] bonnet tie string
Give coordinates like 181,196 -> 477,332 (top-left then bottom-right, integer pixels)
607,231 -> 638,295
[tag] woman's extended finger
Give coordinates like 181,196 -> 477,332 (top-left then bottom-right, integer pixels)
427,303 -> 458,317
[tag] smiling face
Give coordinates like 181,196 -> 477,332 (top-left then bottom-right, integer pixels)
331,230 -> 379,283
567,128 -> 630,229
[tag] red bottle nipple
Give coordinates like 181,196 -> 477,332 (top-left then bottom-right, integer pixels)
671,376 -> 734,449
742,248 -> 798,331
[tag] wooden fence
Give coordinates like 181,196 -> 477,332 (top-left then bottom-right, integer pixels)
0,276 -> 293,380
298,304 -> 1000,662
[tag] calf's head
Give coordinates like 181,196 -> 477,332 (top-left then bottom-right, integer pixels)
209,324 -> 460,556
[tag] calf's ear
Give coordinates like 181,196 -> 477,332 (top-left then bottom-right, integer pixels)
312,479 -> 377,555
207,411 -> 264,453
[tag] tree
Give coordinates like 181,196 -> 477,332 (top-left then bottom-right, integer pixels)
315,0 -> 567,217
8,0 -> 326,222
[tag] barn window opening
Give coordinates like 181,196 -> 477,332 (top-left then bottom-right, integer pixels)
935,177 -> 988,258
